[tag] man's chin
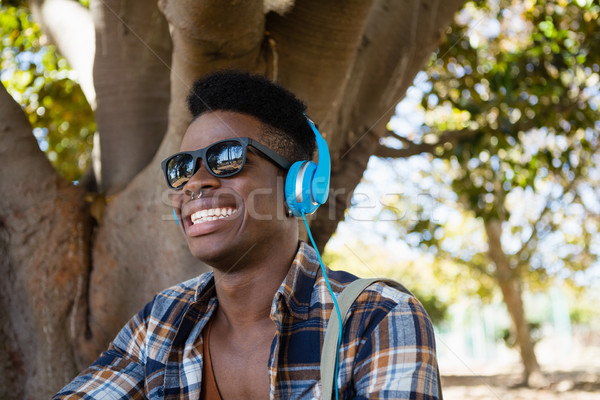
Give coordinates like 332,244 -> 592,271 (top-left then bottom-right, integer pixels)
187,241 -> 236,267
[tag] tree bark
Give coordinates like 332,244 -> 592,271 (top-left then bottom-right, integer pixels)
485,219 -> 544,387
0,85 -> 91,399
158,0 -> 267,155
267,0 -> 376,126
91,0 -> 172,194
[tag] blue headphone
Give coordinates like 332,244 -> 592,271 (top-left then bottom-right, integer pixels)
287,119 -> 342,400
284,117 -> 331,217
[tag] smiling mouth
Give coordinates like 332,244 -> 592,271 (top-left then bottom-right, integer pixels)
190,207 -> 237,225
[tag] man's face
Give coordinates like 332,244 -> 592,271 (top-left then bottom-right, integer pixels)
174,111 -> 295,268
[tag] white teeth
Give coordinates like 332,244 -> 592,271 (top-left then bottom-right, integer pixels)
191,208 -> 237,225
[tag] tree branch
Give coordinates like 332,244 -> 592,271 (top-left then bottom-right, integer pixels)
485,219 -> 515,279
386,129 -> 413,145
30,0 -> 96,108
0,84 -> 56,208
91,0 -> 172,194
375,128 -> 478,158
157,0 -> 266,157
308,0 -> 466,251
310,127 -> 380,252
266,0 -> 376,129
514,176 -> 579,268
333,0 -> 466,153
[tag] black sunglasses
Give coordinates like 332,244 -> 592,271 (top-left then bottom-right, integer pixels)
161,137 -> 292,190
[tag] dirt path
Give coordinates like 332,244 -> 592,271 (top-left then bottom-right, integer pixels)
442,369 -> 600,399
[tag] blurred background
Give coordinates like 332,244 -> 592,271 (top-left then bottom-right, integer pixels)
324,0 -> 600,397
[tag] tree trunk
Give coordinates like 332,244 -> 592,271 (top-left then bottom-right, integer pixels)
310,0 -> 465,251
1,1 -> 466,397
159,0 -> 267,149
0,84 -> 91,399
485,219 -> 545,387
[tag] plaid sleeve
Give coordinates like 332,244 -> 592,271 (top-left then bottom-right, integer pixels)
351,292 -> 440,400
53,301 -> 152,399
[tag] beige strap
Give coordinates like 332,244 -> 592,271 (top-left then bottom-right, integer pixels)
320,278 -> 442,400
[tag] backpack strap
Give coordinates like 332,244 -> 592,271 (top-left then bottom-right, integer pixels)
320,278 -> 443,400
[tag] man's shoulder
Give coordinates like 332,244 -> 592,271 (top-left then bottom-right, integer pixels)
312,271 -> 420,323
350,279 -> 433,331
327,275 -> 424,319
354,279 -> 430,321
320,269 -> 414,303
357,279 -> 415,303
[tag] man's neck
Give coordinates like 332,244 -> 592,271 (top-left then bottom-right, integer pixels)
211,239 -> 298,328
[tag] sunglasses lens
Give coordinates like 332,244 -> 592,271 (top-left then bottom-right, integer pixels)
167,153 -> 194,189
207,141 -> 245,176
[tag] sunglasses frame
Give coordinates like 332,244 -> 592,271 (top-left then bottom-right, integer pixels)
161,137 -> 292,190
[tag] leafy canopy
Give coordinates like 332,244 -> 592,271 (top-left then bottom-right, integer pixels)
0,3 -> 95,182
381,0 -> 600,292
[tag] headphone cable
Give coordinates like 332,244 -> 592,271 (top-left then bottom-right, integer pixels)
301,212 -> 343,400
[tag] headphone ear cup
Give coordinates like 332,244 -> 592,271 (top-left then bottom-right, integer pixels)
285,161 -> 304,217
285,160 -> 318,217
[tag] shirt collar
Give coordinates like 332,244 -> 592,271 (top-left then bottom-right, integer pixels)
272,241 -> 321,321
193,271 -> 216,303
191,241 -> 321,320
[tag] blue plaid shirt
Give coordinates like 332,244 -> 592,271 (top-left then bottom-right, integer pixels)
54,242 -> 439,399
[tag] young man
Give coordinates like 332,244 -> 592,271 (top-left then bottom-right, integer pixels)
54,71 -> 440,399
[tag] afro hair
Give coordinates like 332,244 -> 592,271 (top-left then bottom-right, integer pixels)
187,70 -> 316,163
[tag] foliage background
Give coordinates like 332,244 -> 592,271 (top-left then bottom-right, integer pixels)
1,3 -> 94,182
